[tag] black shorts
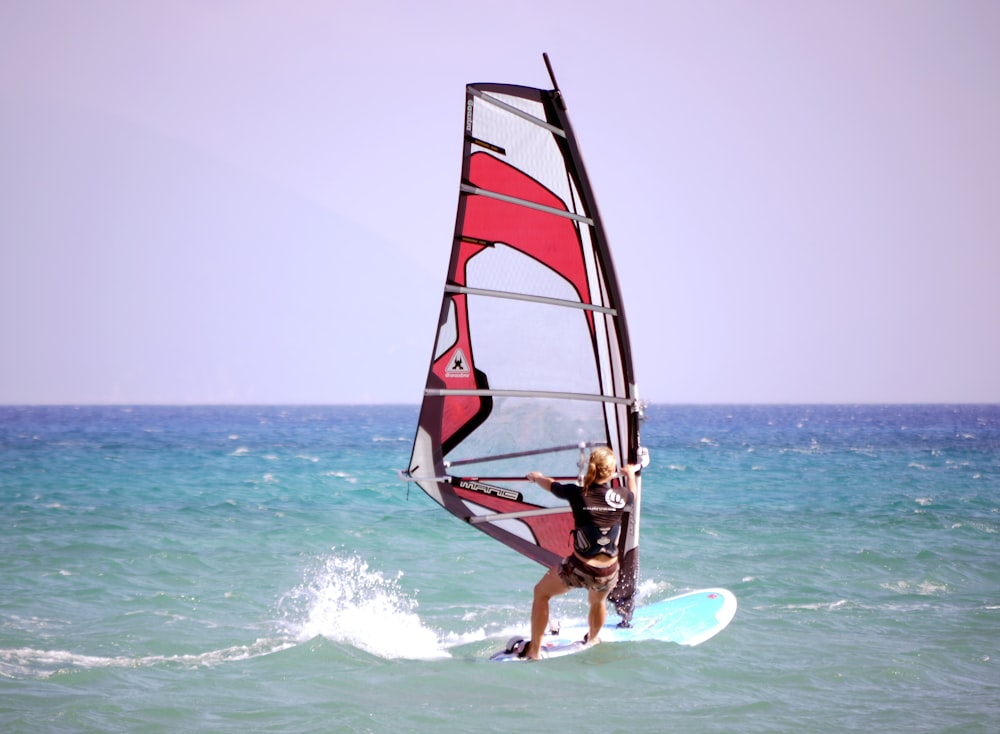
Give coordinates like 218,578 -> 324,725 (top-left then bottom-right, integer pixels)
558,555 -> 619,593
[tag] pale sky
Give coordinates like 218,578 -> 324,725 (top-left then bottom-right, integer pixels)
2,1 -> 998,404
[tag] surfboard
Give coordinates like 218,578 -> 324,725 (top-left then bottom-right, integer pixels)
489,588 -> 737,661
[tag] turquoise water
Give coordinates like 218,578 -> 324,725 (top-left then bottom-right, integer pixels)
2,405 -> 997,732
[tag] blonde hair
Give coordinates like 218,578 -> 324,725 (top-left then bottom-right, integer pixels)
583,446 -> 617,486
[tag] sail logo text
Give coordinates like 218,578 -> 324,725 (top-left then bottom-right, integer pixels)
458,480 -> 522,502
466,99 -> 474,132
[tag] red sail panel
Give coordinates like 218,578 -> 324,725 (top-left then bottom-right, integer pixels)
462,153 -> 592,317
453,485 -> 574,560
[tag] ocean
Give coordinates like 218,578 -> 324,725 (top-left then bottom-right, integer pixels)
1,404 -> 997,733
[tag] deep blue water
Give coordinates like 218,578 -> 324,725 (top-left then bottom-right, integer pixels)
1,404 -> 997,733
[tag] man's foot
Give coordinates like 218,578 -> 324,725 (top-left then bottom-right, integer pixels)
518,643 -> 547,660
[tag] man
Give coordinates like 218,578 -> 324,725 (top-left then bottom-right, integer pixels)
520,446 -> 640,659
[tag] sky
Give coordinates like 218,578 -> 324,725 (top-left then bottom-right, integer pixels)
1,1 -> 998,404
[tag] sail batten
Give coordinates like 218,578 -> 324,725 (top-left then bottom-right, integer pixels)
470,87 -> 567,137
405,58 -> 644,615
460,184 -> 594,224
424,388 -> 635,404
469,507 -> 572,524
445,442 -> 603,467
445,285 -> 617,316
444,285 -> 617,314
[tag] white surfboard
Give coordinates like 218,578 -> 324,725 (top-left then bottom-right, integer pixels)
489,588 -> 737,661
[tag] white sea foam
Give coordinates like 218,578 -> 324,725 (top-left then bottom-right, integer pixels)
636,577 -> 670,600
0,639 -> 294,679
881,580 -> 948,595
438,627 -> 490,647
277,553 -> 449,660
322,471 -> 358,483
781,599 -> 849,612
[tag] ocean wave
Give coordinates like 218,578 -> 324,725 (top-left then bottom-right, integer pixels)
0,639 -> 294,680
880,579 -> 949,595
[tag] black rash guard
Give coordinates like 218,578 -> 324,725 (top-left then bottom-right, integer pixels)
550,481 -> 634,559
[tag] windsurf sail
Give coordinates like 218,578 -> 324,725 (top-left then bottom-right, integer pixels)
403,54 -> 645,620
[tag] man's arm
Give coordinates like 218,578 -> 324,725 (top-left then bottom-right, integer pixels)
621,464 -> 641,501
526,471 -> 555,492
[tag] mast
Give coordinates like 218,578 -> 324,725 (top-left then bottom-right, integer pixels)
539,52 -> 642,466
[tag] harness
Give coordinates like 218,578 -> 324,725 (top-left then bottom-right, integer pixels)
550,480 -> 630,560
573,522 -> 622,558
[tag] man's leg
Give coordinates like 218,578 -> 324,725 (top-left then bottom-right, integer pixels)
586,587 -> 612,645
524,566 -> 570,659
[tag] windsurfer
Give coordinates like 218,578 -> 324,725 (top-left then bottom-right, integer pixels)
520,447 -> 640,660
